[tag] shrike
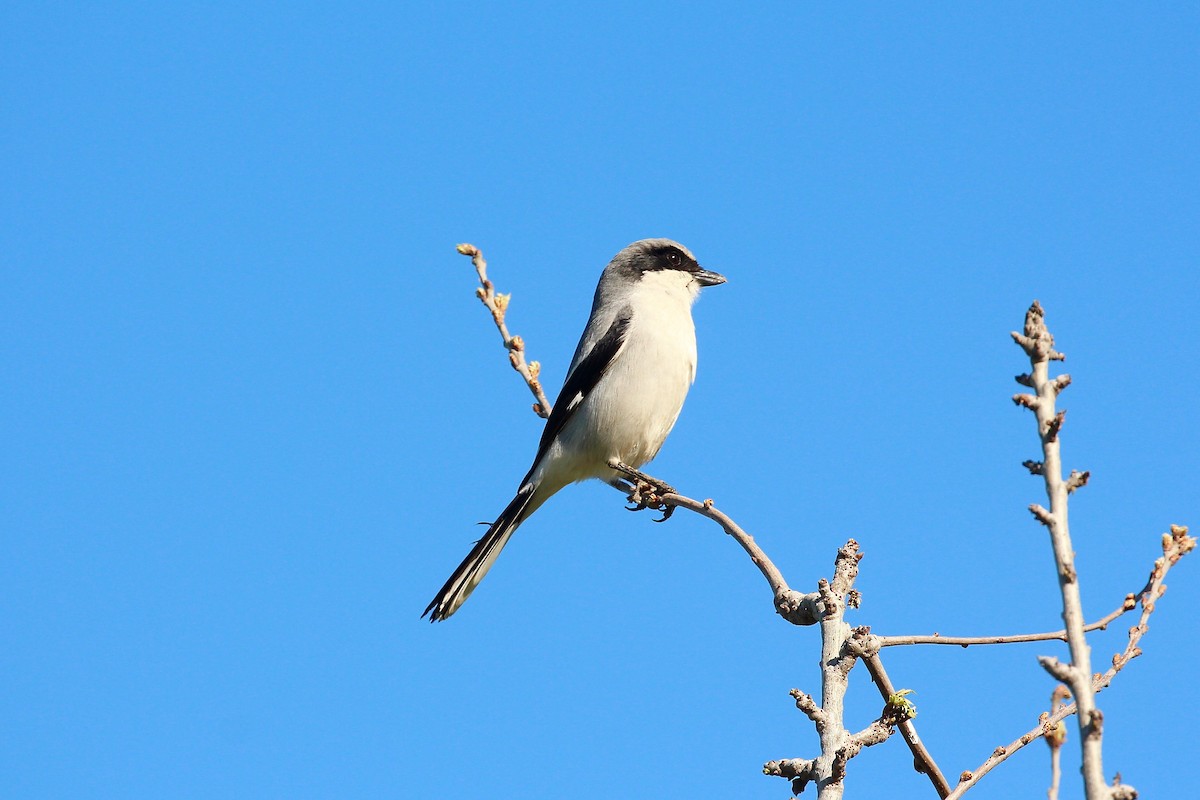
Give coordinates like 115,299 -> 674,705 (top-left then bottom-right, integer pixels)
424,238 -> 725,621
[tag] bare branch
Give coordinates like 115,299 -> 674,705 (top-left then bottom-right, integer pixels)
1014,300 -> 1106,798
850,717 -> 897,749
1013,393 -> 1040,410
1037,656 -> 1080,684
945,525 -> 1192,800
835,702 -> 921,787
878,592 -> 1137,648
812,541 -> 859,799
1098,525 -> 1194,685
1048,739 -> 1064,800
830,744 -> 855,785
1046,686 -> 1070,800
852,631 -> 952,798
790,688 -> 826,729
456,243 -> 553,418
946,689 -> 1089,800
1044,409 -> 1066,443
1029,503 -> 1055,527
763,758 -> 818,796
764,542 -> 865,799
1066,470 -> 1091,494
607,459 -> 822,626
830,541 -> 862,597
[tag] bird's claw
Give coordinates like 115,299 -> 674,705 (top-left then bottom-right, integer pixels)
623,478 -> 676,522
609,460 -> 677,522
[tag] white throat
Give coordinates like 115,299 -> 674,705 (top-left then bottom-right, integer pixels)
636,268 -> 702,305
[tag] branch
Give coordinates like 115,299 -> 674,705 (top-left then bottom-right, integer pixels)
850,629 -> 952,798
1011,300 -> 1107,799
1046,685 -> 1071,800
831,705 -> 913,787
1097,525 -> 1194,687
764,542 -> 865,799
814,544 -> 861,797
946,686 -> 1096,800
763,758 -> 818,796
945,525 -> 1193,800
607,460 -> 822,626
456,243 -> 553,418
877,592 -> 1138,648
790,689 -> 827,730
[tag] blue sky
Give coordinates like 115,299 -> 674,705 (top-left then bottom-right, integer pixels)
2,4 -> 1197,798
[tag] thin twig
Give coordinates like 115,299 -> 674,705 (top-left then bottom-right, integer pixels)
945,525 -> 1194,800
1046,685 -> 1070,800
790,689 -> 827,729
877,593 -> 1138,648
719,510 -> 821,625
456,243 -> 553,418
607,460 -> 822,626
1048,738 -> 1062,800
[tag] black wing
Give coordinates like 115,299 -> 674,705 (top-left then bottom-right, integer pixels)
532,309 -> 632,465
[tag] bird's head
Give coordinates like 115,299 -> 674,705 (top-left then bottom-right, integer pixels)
612,238 -> 726,292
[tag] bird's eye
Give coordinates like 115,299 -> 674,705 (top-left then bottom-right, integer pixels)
666,251 -> 682,266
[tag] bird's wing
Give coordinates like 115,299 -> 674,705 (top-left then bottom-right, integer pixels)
532,308 -> 632,465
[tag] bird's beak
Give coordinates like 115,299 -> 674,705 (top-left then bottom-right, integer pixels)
694,268 -> 727,287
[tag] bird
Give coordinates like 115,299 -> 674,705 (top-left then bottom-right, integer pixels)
423,238 -> 726,621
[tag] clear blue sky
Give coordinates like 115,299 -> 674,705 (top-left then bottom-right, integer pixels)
2,4 -> 1197,799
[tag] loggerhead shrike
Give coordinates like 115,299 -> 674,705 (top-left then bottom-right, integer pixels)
424,238 -> 725,621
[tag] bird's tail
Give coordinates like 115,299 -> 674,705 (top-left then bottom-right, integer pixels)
423,481 -> 543,621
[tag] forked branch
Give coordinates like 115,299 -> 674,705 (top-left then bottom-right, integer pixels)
944,525 -> 1194,799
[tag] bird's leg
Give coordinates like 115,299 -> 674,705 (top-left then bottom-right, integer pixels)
607,459 -> 678,522
607,477 -> 636,494
607,459 -> 677,494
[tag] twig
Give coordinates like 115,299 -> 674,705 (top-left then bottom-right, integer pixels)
607,460 -> 821,626
1046,685 -> 1070,800
1097,525 -> 1194,688
850,630 -> 952,798
790,689 -> 827,729
1110,773 -> 1138,800
455,243 -> 553,418
1011,300 -> 1107,799
945,525 -> 1193,800
1048,737 -> 1063,800
762,758 -> 818,796
877,592 -> 1138,648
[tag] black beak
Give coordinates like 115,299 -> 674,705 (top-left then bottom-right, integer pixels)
695,268 -> 727,287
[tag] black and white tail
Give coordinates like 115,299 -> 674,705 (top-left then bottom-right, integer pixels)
423,482 -> 541,621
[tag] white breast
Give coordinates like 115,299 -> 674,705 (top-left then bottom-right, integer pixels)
563,269 -> 700,475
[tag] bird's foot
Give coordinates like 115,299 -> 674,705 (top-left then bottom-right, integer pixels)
608,459 -> 678,522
